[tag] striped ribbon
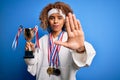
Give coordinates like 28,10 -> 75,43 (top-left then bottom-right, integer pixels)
12,25 -> 23,49
12,25 -> 40,50
48,31 -> 64,67
33,25 -> 40,50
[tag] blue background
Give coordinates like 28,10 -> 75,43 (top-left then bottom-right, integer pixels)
0,0 -> 120,80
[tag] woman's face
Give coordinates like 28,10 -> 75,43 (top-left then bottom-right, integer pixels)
48,13 -> 65,33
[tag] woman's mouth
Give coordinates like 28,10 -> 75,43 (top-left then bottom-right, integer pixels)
53,25 -> 59,27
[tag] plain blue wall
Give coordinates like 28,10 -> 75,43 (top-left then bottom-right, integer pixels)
0,0 -> 120,80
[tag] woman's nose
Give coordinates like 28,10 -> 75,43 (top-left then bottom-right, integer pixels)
54,18 -> 58,23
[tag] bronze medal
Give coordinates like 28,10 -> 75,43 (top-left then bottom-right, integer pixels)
47,67 -> 53,76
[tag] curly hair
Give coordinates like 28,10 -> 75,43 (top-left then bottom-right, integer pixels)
39,1 -> 73,30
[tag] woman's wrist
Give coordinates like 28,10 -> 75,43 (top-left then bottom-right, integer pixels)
76,46 -> 86,53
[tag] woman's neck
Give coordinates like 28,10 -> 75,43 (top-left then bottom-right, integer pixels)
51,30 -> 62,38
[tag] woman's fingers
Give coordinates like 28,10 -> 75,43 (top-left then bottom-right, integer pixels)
25,42 -> 35,51
65,16 -> 71,36
54,41 -> 68,48
66,13 -> 80,32
73,14 -> 79,30
25,42 -> 30,50
56,13 -> 85,50
68,13 -> 75,31
30,42 -> 35,48
77,19 -> 83,31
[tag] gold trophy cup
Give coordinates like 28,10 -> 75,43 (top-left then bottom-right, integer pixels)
24,28 -> 35,58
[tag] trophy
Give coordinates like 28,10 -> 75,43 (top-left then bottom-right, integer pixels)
24,28 -> 35,58
12,25 -> 39,59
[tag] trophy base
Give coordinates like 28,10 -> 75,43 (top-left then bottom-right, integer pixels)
24,51 -> 34,58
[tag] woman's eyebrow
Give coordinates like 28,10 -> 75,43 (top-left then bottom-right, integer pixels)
58,15 -> 63,17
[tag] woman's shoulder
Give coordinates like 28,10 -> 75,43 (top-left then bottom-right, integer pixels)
39,34 -> 49,42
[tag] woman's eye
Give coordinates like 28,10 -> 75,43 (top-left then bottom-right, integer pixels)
58,17 -> 63,19
49,17 -> 54,20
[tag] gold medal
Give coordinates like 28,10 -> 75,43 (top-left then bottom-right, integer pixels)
47,67 -> 53,76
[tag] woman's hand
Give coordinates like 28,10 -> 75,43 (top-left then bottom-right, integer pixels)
25,42 -> 35,52
54,13 -> 85,52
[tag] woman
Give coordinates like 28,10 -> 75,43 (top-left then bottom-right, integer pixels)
25,1 -> 96,80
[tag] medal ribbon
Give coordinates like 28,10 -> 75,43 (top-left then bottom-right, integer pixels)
53,32 -> 64,67
12,25 -> 40,50
33,25 -> 40,49
48,31 -> 64,67
12,26 -> 23,49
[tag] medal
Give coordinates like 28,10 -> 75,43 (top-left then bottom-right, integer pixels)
53,68 -> 61,76
47,67 -> 53,76
48,31 -> 64,76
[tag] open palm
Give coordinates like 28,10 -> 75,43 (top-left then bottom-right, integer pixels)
55,13 -> 85,50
